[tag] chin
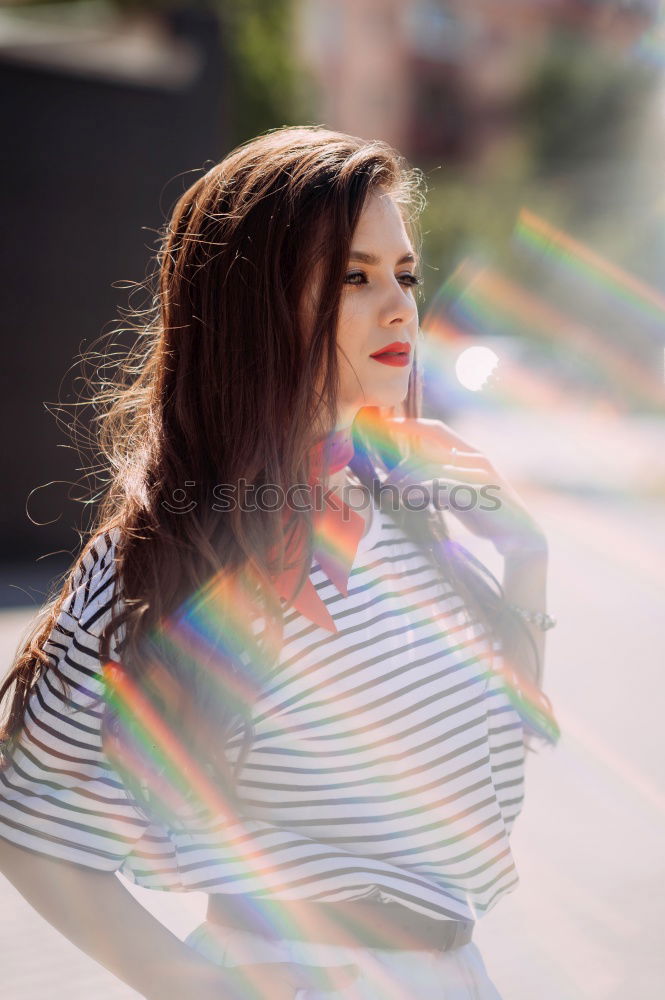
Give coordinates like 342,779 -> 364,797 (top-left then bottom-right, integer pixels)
365,378 -> 411,410
342,371 -> 411,413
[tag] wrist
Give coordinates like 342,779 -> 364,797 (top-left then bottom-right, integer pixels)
501,533 -> 549,561
505,603 -> 557,631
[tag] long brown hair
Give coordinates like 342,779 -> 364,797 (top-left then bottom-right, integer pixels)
0,126 -> 556,830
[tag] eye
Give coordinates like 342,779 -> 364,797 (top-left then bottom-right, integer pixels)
344,270 -> 423,288
398,273 -> 424,288
343,270 -> 368,286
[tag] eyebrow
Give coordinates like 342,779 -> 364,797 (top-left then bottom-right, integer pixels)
348,250 -> 419,266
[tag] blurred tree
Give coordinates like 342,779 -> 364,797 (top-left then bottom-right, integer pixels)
216,0 -> 316,143
417,23 -> 664,414
420,24 -> 659,283
519,27 -> 657,188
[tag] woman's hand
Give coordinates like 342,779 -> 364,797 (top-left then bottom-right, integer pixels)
384,417 -> 548,558
205,959 -> 361,999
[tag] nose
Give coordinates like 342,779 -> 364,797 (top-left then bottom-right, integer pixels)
380,281 -> 418,331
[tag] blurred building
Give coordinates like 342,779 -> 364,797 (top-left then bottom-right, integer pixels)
296,0 -> 657,163
0,2 -> 228,562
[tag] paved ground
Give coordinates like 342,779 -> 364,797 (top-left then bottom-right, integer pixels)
470,488 -> 665,1000
1,410 -> 664,999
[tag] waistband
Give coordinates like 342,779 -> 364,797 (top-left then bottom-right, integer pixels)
206,894 -> 474,953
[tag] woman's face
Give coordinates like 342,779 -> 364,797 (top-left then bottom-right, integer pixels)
335,188 -> 420,426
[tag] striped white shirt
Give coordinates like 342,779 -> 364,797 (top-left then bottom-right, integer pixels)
0,499 -> 526,923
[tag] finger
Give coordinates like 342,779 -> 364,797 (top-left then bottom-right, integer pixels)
415,456 -> 491,479
384,455 -> 444,486
387,447 -> 489,475
384,457 -> 490,489
384,436 -> 496,476
387,417 -> 478,458
389,429 -> 458,465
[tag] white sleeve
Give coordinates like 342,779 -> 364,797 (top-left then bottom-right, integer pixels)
0,529 -> 151,871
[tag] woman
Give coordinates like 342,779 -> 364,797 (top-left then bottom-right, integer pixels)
0,126 -> 559,999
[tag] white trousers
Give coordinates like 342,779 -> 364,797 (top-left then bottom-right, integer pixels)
184,920 -> 504,999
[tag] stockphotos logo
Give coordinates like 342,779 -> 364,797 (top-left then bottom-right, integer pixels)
161,479 -> 502,518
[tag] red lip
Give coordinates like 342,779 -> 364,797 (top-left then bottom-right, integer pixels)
370,341 -> 411,367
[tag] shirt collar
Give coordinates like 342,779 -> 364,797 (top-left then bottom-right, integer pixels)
267,425 -> 365,633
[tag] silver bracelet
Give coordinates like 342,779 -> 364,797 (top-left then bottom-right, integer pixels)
507,604 -> 557,631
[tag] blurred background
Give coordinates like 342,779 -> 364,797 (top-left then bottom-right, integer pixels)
1,1 -> 664,997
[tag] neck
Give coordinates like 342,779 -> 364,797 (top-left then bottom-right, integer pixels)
328,421 -> 355,501
310,422 -> 355,479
